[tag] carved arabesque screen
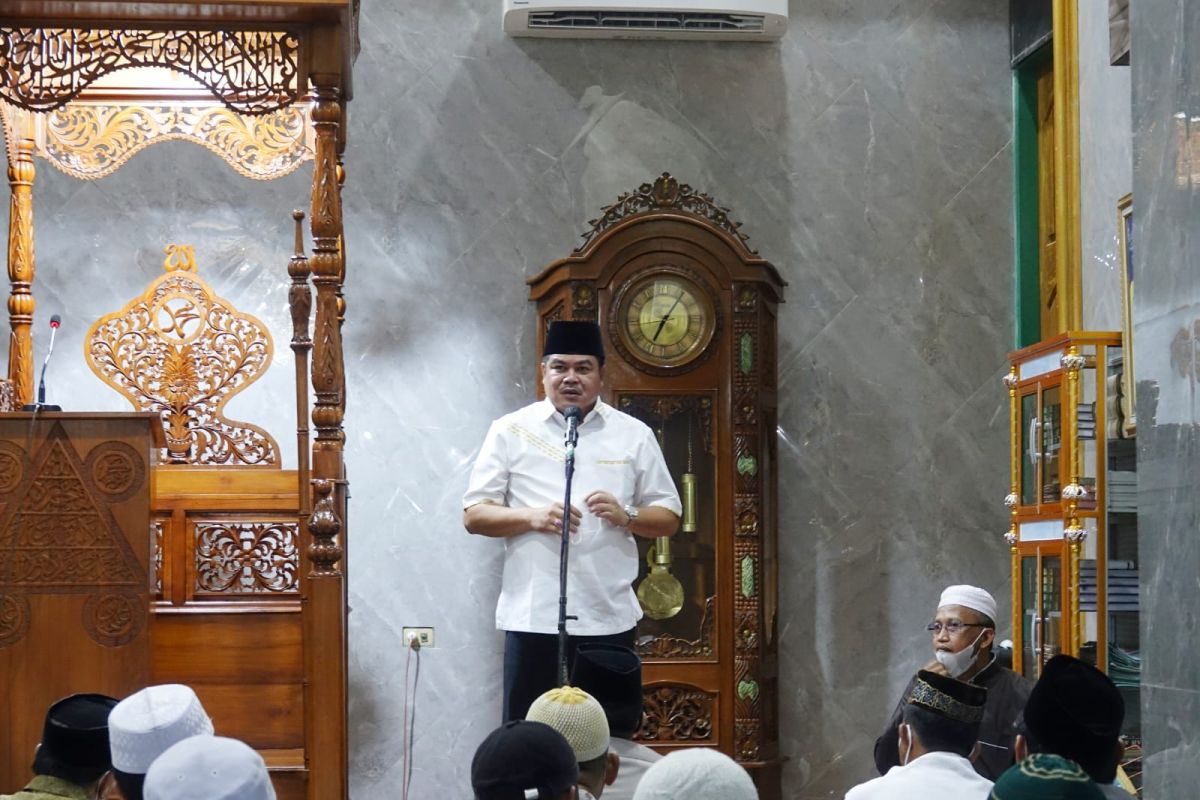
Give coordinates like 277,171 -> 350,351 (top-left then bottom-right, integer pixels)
85,244 -> 280,467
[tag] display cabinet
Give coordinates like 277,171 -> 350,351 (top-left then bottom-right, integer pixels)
1004,333 -> 1140,726
528,174 -> 785,799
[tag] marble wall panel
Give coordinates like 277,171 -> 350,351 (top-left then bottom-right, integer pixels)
4,0 -> 1014,796
1132,0 -> 1200,796
1079,0 -> 1133,332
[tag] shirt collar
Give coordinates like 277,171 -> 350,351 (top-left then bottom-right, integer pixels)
539,397 -> 609,426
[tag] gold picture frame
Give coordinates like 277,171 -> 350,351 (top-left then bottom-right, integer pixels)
1118,192 -> 1135,437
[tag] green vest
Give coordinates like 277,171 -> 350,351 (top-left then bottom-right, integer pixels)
0,775 -> 91,800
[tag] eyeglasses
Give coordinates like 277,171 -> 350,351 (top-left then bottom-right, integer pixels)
926,621 -> 989,635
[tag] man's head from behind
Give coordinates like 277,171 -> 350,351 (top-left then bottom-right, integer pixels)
632,748 -> 758,800
990,753 -> 1106,800
1020,654 -> 1125,783
472,720 -> 579,800
108,684 -> 214,800
142,735 -> 275,800
526,686 -> 617,798
571,644 -> 644,740
899,669 -> 988,762
31,693 -> 119,787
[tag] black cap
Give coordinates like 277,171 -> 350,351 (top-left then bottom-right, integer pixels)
471,720 -> 579,800
1024,655 -> 1125,781
543,321 -> 605,365
906,670 -> 988,724
32,693 -> 119,785
571,644 -> 643,739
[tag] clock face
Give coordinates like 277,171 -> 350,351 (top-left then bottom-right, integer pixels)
616,273 -> 716,368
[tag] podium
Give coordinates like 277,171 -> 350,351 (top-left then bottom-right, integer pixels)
0,413 -> 162,790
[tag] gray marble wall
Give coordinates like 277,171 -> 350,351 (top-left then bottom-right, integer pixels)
1079,0 -> 1132,332
1131,1 -> 1200,797
7,1 -> 1014,796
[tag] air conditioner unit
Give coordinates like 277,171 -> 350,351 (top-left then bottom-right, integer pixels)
502,0 -> 788,41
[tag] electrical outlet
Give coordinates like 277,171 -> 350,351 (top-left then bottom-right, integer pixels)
403,627 -> 434,648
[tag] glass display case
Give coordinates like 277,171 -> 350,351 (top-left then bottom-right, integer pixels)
1005,333 -> 1138,695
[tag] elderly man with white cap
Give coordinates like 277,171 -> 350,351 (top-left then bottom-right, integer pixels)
873,585 -> 1032,781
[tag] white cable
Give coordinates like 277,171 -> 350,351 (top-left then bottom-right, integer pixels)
401,638 -> 421,800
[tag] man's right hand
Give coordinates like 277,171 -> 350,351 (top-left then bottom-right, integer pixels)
923,659 -> 951,677
529,502 -> 582,535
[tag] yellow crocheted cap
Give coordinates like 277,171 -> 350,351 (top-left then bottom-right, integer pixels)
526,686 -> 610,762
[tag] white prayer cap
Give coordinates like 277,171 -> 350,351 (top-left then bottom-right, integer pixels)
526,685 -> 610,762
109,684 -> 214,774
938,585 -> 998,622
143,735 -> 275,800
633,748 -> 758,800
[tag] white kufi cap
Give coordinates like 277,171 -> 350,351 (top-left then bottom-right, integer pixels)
525,685 -> 610,762
938,585 -> 998,622
109,684 -> 214,774
633,748 -> 758,800
143,735 -> 275,800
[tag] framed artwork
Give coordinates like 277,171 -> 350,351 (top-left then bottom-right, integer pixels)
1118,193 -> 1135,437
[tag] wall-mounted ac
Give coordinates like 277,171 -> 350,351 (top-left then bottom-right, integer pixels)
502,0 -> 788,41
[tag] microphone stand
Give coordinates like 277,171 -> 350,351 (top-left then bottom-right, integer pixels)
557,408 -> 580,687
22,318 -> 62,412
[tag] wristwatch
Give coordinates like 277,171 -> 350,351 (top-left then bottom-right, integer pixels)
622,504 -> 639,527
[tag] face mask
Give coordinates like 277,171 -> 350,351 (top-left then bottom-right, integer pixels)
935,629 -> 986,678
899,723 -> 914,766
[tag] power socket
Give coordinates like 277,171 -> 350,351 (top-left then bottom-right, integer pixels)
403,627 -> 434,649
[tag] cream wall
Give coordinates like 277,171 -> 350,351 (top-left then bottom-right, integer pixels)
7,1 -> 1014,796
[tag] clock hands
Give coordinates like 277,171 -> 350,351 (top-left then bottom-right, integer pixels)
651,294 -> 685,342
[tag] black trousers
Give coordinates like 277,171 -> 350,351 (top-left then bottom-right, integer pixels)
502,627 -> 636,722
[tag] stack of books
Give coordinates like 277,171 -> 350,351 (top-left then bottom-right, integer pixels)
1108,642 -> 1142,689
1079,559 -> 1139,612
1108,471 -> 1138,513
1077,402 -> 1097,440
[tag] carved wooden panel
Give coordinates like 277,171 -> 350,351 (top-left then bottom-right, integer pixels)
0,415 -> 155,792
636,595 -> 715,659
638,684 -> 715,742
85,245 -> 280,466
194,521 -> 300,595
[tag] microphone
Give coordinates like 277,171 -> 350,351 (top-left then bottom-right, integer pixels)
563,405 -> 581,455
29,314 -> 62,411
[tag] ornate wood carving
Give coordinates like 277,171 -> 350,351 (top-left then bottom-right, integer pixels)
618,395 -> 715,455
0,426 -> 147,648
85,244 -> 279,466
28,102 -> 313,181
0,28 -> 302,115
636,595 -> 716,659
570,282 -> 597,320
194,521 -> 300,594
578,173 -> 756,255
152,520 -> 164,597
638,684 -> 715,742
6,124 -> 35,406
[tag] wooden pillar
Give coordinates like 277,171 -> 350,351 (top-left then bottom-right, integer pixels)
6,120 -> 35,406
304,76 -> 348,800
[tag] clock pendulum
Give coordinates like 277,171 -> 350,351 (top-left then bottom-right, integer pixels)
637,419 -> 685,620
681,415 -> 698,533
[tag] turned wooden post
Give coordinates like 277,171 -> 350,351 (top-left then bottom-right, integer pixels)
6,123 -> 36,406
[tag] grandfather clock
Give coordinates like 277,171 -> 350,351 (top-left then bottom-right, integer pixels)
528,174 -> 785,797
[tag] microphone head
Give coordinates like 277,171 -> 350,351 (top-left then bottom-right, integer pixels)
49,314 -> 61,328
563,405 -> 581,421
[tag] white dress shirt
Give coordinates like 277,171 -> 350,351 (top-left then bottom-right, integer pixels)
604,737 -> 663,800
464,399 -> 682,635
845,750 -> 994,800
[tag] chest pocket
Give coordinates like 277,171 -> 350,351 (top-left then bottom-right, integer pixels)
582,457 -> 637,503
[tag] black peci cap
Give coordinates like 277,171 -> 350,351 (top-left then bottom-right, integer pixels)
571,644 -> 643,739
543,321 -> 605,365
471,720 -> 579,800
905,670 -> 988,724
32,693 -> 119,785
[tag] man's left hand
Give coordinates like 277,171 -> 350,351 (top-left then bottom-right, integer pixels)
585,490 -> 631,528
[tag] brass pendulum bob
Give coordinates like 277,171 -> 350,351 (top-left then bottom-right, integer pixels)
637,535 -> 685,620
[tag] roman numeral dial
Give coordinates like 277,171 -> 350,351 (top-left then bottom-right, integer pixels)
616,273 -> 716,369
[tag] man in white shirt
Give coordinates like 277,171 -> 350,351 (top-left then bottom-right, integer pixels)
464,321 -> 682,721
847,669 -> 994,800
572,644 -> 662,800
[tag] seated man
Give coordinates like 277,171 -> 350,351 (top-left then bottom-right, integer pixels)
991,753 -> 1106,800
526,687 -> 618,800
571,644 -> 661,800
142,735 -> 275,800
2,693 -> 118,800
471,720 -> 580,800
875,584 -> 1032,779
632,748 -> 758,800
848,670 -> 994,799
107,684 -> 214,800
1016,655 -> 1132,798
